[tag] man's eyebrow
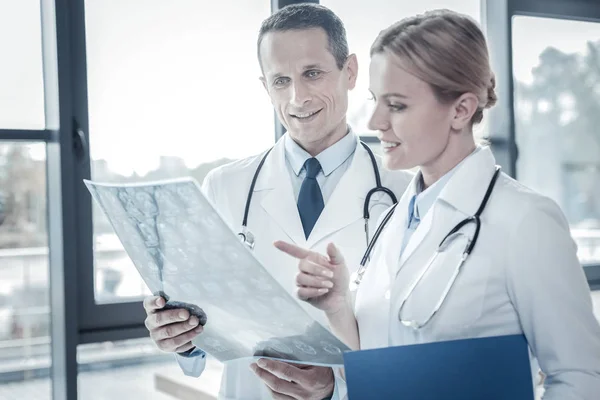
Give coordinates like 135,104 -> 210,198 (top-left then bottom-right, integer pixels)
303,64 -> 322,70
268,72 -> 286,80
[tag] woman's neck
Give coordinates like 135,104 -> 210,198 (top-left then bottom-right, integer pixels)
421,136 -> 477,190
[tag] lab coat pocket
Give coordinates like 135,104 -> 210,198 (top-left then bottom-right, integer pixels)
398,237 -> 492,335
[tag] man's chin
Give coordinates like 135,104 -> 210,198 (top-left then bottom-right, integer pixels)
287,128 -> 323,142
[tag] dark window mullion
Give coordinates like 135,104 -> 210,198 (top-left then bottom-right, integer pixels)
0,129 -> 52,141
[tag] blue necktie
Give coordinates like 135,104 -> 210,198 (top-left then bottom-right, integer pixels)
297,158 -> 324,238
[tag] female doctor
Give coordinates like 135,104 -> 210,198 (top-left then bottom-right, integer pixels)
276,9 -> 600,399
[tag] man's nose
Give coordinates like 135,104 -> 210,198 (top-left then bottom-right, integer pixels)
290,81 -> 312,107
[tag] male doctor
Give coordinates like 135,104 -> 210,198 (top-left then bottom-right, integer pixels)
142,4 -> 412,400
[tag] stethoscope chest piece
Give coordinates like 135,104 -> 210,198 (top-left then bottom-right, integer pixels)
348,271 -> 362,292
238,229 -> 255,250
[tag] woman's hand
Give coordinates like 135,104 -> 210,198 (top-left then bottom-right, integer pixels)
274,241 -> 350,316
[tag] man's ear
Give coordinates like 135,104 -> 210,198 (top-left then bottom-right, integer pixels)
345,54 -> 359,90
259,76 -> 268,93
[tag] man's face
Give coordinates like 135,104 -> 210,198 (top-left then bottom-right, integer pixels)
259,28 -> 357,150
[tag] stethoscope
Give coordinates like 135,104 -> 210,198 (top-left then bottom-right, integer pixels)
350,166 -> 502,329
238,141 -> 398,249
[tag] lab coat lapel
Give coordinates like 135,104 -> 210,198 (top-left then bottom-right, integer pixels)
258,139 -> 306,245
305,140 -> 376,248
391,148 -> 499,313
438,147 -> 498,216
397,147 -> 499,274
382,173 -> 418,277
398,201 -> 435,268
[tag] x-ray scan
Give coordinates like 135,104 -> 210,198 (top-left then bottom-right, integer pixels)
84,177 -> 350,366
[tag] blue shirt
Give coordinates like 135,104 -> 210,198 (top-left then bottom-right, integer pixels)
284,129 -> 357,203
400,147 -> 481,256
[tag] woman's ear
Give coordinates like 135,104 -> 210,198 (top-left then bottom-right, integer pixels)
451,92 -> 479,131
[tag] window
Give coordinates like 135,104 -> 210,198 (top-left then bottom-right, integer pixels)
77,338 -> 174,400
513,16 -> 600,265
0,0 -> 45,129
320,0 -> 481,136
0,142 -> 50,400
84,0 -> 273,303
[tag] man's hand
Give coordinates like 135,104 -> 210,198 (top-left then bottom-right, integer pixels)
250,359 -> 334,400
143,295 -> 204,353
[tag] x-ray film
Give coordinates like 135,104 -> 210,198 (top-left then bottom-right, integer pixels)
84,177 -> 350,366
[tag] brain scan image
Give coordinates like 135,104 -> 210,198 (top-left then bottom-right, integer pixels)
86,179 -> 351,366
202,281 -> 223,297
268,339 -> 293,355
117,190 -> 133,206
227,280 -> 248,296
157,221 -> 183,247
146,258 -> 160,274
97,189 -> 122,212
293,340 -> 317,355
321,341 -> 342,355
134,190 -> 158,215
204,337 -> 228,353
161,258 -> 180,275
180,282 -> 199,298
137,220 -> 159,247
250,276 -> 274,292
247,298 -> 270,316
177,184 -> 203,208
200,250 -> 223,269
179,221 -> 203,242
154,188 -> 181,215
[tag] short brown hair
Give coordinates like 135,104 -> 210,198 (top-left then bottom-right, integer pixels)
258,4 -> 349,70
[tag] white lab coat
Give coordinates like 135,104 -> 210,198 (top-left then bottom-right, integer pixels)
355,146 -> 600,399
178,134 -> 412,400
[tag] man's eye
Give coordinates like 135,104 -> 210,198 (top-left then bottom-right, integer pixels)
306,70 -> 321,79
274,77 -> 289,87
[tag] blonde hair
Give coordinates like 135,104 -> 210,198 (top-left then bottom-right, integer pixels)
371,9 -> 497,125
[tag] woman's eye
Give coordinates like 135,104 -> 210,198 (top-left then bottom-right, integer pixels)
389,104 -> 406,112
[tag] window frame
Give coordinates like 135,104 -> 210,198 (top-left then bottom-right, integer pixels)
484,0 -> 600,289
4,1 -> 597,399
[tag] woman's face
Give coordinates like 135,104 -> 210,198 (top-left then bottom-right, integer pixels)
367,52 -> 456,171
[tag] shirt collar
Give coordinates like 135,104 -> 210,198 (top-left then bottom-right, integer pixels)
284,128 -> 357,177
409,147 -> 482,222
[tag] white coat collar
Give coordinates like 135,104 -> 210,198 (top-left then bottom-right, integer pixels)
437,146 -> 499,216
253,135 -> 387,247
390,146 -> 499,271
256,138 -> 306,244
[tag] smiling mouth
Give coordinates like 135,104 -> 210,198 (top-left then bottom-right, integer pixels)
381,140 -> 400,149
290,109 -> 322,119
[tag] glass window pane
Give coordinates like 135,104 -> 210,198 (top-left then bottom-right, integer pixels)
513,16 -> 600,265
0,142 -> 50,399
593,291 -> 600,320
320,0 -> 481,136
85,0 -> 273,303
0,0 -> 45,129
77,338 -> 222,399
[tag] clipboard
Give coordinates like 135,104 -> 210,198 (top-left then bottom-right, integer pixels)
343,334 -> 534,399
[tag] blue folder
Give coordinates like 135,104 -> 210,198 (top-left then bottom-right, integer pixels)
343,334 -> 534,400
